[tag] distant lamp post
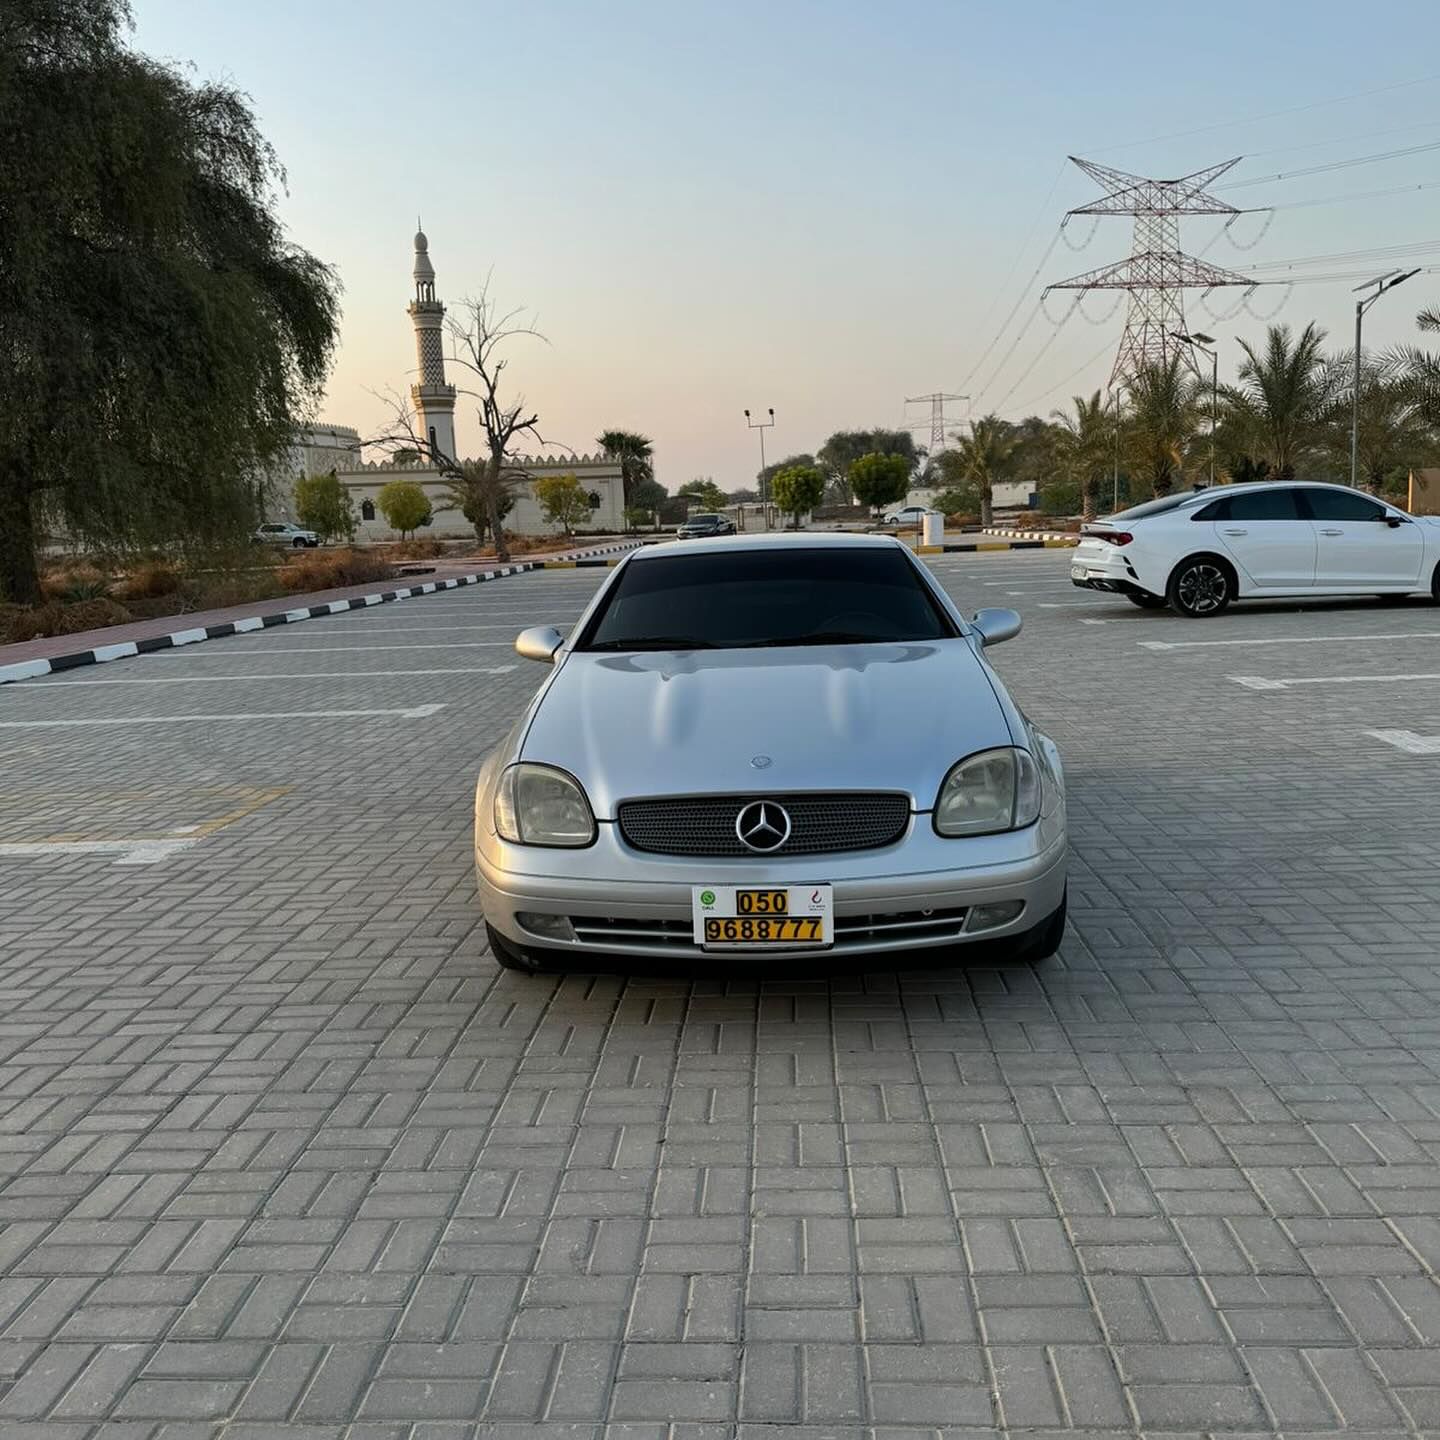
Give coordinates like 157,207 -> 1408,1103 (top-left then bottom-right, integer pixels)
1351,269 -> 1419,490
1171,331 -> 1219,487
745,407 -> 775,521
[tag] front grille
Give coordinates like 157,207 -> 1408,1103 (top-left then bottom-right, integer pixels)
616,792 -> 911,858
569,906 -> 969,953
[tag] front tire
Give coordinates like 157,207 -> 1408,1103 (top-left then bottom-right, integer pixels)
1016,889 -> 1066,961
292,537 -> 307,548
1431,563 -> 1440,603
1125,591 -> 1166,609
486,922 -> 541,973
1167,555 -> 1233,618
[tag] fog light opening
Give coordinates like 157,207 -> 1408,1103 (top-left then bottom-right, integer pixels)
515,912 -> 576,942
967,900 -> 1025,933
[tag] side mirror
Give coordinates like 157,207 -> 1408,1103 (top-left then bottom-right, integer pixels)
515,625 -> 565,664
971,607 -> 1022,647
1386,515 -> 1409,528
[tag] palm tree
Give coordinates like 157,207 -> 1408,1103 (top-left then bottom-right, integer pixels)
1226,322 -> 1333,480
1123,355 -> 1201,497
1418,304 -> 1440,333
951,414 -> 1017,526
1051,390 -> 1112,522
597,430 -> 654,508
1320,357 -> 1432,495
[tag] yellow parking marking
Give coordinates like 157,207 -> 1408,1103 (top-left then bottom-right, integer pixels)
0,785 -> 291,845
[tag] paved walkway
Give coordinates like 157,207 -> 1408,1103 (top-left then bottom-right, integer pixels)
0,541 -> 635,667
4,552 -> 1440,1431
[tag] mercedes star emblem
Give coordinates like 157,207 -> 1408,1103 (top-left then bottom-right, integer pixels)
735,800 -> 791,853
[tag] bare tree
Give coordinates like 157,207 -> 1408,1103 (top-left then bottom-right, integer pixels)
362,275 -> 547,561
444,282 -> 548,562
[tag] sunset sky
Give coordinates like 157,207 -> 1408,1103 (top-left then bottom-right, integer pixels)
134,0 -> 1440,489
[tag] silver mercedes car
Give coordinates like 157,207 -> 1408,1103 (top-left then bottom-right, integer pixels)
474,534 -> 1067,971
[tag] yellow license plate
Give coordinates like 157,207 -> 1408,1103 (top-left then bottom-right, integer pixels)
737,888 -> 788,915
703,916 -> 824,944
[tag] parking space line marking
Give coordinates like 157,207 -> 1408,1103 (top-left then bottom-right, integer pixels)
1367,729 -> 1440,755
0,839 -> 200,866
1141,631 -> 1440,651
0,703 -> 445,728
162,642 -> 514,654
1230,671 -> 1440,691
17,667 -> 515,686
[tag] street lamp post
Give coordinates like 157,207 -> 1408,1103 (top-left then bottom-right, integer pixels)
1172,331 -> 1219,487
1351,269 -> 1419,490
745,408 -> 775,526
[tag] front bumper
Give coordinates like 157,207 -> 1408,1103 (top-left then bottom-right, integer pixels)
476,804 -> 1067,963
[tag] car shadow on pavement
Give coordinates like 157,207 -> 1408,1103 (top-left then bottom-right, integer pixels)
494,941 -> 1046,983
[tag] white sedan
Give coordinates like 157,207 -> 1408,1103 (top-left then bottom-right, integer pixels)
883,505 -> 941,527
1070,481 -> 1440,617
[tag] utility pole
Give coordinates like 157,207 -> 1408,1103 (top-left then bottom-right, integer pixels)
745,408 -> 775,526
904,392 -> 969,451
1172,331 -> 1219,487
1110,388 -> 1120,513
1351,269 -> 1419,489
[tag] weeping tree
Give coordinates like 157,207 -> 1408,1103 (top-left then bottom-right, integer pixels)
0,0 -> 340,604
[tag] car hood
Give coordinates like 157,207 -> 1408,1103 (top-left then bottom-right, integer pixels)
520,641 -> 1016,816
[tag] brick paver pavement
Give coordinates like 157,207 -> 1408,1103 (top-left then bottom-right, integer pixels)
1,552 -> 1439,1437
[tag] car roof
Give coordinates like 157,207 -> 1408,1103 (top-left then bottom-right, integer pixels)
634,532 -> 908,560
1110,479 -> 1399,519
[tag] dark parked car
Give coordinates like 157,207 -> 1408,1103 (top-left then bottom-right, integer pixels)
677,512 -> 736,539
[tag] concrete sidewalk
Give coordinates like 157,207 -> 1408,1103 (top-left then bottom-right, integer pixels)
0,539 -> 638,684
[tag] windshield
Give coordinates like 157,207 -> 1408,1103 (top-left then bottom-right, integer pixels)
577,547 -> 959,651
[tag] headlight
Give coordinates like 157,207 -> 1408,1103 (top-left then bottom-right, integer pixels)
494,763 -> 596,846
933,747 -> 1041,836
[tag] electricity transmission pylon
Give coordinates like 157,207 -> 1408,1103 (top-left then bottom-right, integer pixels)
1046,156 -> 1260,384
905,392 -> 969,449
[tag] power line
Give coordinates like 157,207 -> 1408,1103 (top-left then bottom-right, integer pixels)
1245,119 -> 1440,161
968,297 -> 1047,409
1220,140 -> 1440,191
1009,334 -> 1122,418
1087,71 -> 1440,155
1243,238 -> 1440,273
960,225 -> 1065,394
1270,179 -> 1440,212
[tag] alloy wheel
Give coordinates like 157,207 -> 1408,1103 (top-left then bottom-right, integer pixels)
1176,562 -> 1228,616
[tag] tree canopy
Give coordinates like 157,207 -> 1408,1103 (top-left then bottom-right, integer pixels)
294,471 -> 355,543
847,452 -> 911,512
818,430 -> 917,503
678,478 -> 727,513
769,464 -> 825,528
534,473 -> 590,534
0,0 -> 340,603
377,479 -> 432,538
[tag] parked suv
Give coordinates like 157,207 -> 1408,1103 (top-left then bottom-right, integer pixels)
254,522 -> 320,548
